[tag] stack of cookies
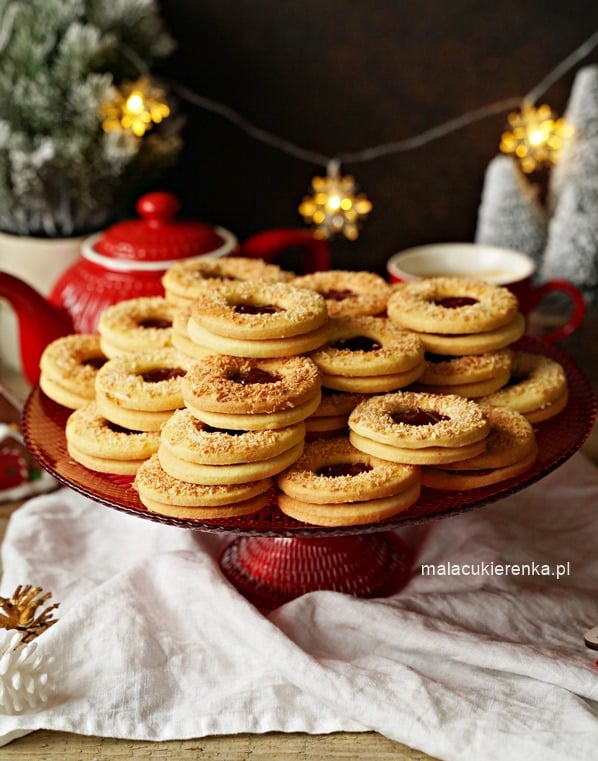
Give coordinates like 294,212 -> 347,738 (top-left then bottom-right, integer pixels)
97,296 -> 176,358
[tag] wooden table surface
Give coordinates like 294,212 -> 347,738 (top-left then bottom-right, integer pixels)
1,312 -> 596,760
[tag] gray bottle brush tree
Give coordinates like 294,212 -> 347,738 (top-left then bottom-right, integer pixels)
541,65 -> 598,305
0,0 -> 182,237
475,154 -> 548,268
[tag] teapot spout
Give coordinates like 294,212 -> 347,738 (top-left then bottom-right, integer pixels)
0,272 -> 74,386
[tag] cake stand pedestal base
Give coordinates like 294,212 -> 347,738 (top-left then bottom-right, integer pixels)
219,531 -> 412,609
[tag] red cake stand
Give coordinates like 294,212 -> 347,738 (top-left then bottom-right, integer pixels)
22,336 -> 596,609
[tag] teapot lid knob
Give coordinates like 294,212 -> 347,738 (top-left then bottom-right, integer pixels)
136,192 -> 180,223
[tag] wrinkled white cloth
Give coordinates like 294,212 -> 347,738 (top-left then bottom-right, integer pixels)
0,452 -> 597,759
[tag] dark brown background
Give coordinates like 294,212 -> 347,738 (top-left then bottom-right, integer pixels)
155,0 -> 598,275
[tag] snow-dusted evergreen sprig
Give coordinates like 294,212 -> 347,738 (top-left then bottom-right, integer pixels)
0,630 -> 55,714
0,0 -> 181,237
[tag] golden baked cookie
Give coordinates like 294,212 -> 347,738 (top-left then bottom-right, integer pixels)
171,304 -> 215,360
162,256 -> 293,305
188,281 -> 328,340
348,390 -> 490,465
414,350 -> 512,398
39,334 -> 107,409
66,402 -> 160,475
479,350 -> 568,422
387,276 -> 518,334
183,355 -> 321,414
413,312 -> 526,356
276,437 -> 420,526
95,349 -> 192,431
292,270 -> 391,317
307,315 -> 425,393
97,296 -> 176,357
135,454 -> 271,519
422,406 -> 537,489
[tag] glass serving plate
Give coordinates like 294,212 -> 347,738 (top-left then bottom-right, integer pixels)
22,336 -> 596,608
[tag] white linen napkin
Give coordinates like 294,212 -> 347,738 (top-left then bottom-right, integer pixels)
0,452 -> 597,760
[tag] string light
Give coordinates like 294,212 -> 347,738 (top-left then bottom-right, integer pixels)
499,101 -> 573,173
170,30 -> 598,236
101,77 -> 170,137
298,160 -> 372,240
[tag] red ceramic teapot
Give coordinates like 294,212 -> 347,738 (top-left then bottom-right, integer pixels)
0,192 -> 330,385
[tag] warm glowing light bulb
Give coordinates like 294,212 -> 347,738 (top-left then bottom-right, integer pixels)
499,101 -> 572,173
298,162 -> 372,240
100,77 -> 171,137
125,92 -> 145,114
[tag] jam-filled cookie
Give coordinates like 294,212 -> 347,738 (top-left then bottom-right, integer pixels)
162,256 -> 293,306
387,277 -> 524,355
479,351 -> 568,422
97,296 -> 177,357
134,454 -> 272,519
348,390 -> 490,465
308,316 -> 425,393
421,406 -> 537,489
39,334 -> 107,409
66,402 -> 160,475
157,409 -> 305,485
95,349 -> 192,431
292,270 -> 391,317
182,354 -> 322,431
413,350 -> 512,398
276,437 -> 420,526
186,281 -> 331,357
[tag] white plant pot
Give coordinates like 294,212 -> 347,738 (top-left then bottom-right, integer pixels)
0,231 -> 85,380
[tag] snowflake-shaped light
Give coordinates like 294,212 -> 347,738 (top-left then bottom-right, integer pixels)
299,163 -> 372,240
101,77 -> 171,137
500,101 -> 573,173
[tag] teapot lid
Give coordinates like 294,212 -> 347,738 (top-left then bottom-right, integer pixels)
94,192 -> 227,262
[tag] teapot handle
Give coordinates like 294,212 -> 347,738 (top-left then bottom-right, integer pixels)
239,229 -> 330,273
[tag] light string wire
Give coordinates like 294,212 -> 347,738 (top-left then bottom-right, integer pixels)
169,29 -> 598,172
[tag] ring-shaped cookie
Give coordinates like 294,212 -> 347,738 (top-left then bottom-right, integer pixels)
320,362 -> 425,393
161,409 -> 305,465
183,355 -> 321,415
348,390 -> 490,450
98,297 -> 176,357
349,430 -> 488,465
415,312 -> 526,356
66,402 -> 160,461
414,369 -> 511,398
308,316 -> 424,377
387,277 -> 518,334
188,281 -> 328,340
135,455 -> 271,518
292,270 -> 391,317
276,437 -> 419,504
162,256 -> 293,304
480,351 -> 568,418
95,349 -> 192,412
419,350 -> 512,385
40,334 -> 107,409
186,318 -> 332,358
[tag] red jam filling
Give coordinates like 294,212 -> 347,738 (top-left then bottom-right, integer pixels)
330,336 -> 381,352
316,463 -> 373,477
199,421 -> 246,436
231,368 -> 281,385
141,367 -> 186,382
138,317 -> 172,330
433,296 -> 478,308
321,289 -> 355,301
234,303 -> 282,315
82,356 -> 107,370
392,407 -> 449,425
425,353 -> 454,363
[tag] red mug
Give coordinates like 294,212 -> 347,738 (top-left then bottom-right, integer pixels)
386,243 -> 586,343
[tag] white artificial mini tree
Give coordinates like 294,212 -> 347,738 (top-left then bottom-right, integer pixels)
475,154 -> 548,267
